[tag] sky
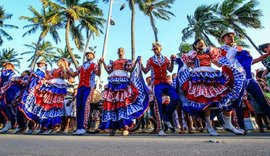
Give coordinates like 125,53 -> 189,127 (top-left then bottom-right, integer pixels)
1,0 -> 270,81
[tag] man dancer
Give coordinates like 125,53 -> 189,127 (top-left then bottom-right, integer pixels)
220,32 -> 270,133
141,42 -> 179,136
67,51 -> 100,135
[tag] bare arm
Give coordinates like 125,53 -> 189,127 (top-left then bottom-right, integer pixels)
100,57 -> 112,74
140,58 -> 150,74
62,68 -> 69,79
65,60 -> 80,78
66,68 -> 80,78
262,69 -> 269,81
252,53 -> 269,65
45,70 -> 52,80
95,60 -> 101,77
167,55 -> 176,73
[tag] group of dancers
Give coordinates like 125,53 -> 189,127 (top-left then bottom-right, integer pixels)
1,32 -> 270,136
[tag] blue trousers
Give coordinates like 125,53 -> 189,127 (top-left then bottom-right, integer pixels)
76,86 -> 91,129
154,83 -> 179,122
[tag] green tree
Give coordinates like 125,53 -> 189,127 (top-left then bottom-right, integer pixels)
22,41 -> 57,67
213,0 -> 263,54
0,6 -> 18,46
181,4 -> 225,46
42,0 -> 103,68
20,4 -> 62,69
178,42 -> 192,57
137,0 -> 175,42
102,0 -> 136,60
54,47 -> 81,64
0,48 -> 23,68
78,6 -> 105,63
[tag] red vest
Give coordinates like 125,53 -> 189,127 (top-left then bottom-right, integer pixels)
148,57 -> 169,85
78,63 -> 96,88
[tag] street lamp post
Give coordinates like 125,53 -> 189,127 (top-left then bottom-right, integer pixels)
100,0 -> 114,80
99,0 -> 127,84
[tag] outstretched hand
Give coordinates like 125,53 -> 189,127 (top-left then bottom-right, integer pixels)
99,57 -> 105,64
171,54 -> 177,61
139,57 -> 143,64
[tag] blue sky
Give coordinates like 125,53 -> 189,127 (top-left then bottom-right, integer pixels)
1,0 -> 270,79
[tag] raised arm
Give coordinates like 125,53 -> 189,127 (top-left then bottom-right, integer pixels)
262,69 -> 269,81
100,57 -> 112,74
140,58 -> 150,74
167,55 -> 176,73
65,60 -> 80,78
45,70 -> 52,80
252,53 -> 269,65
62,67 -> 69,80
95,59 -> 101,77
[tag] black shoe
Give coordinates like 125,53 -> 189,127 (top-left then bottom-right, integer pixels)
109,129 -> 116,136
169,127 -> 176,133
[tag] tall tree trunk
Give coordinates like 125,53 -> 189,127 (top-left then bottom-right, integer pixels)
131,0 -> 136,61
29,34 -> 43,70
82,30 -> 92,64
66,18 -> 79,68
231,22 -> 262,55
150,13 -> 158,42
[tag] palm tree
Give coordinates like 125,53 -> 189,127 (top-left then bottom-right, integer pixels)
181,4 -> 226,46
137,0 -> 175,42
130,0 -> 136,61
177,42 -> 192,57
213,0 -> 263,54
54,47 -> 81,64
0,6 -> 18,46
20,5 -> 62,69
42,0 -> 103,68
22,41 -> 57,67
78,6 -> 105,63
0,48 -> 23,68
102,0 -> 136,60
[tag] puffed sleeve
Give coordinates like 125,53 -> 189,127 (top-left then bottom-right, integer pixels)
181,50 -> 196,64
209,47 -> 222,63
107,60 -> 113,73
125,59 -> 133,71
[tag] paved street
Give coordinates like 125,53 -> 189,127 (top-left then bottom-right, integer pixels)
0,133 -> 270,156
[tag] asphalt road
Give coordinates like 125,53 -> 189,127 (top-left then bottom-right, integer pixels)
0,133 -> 270,156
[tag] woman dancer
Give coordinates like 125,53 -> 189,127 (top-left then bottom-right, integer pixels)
179,39 -> 245,136
98,47 -> 149,136
35,58 -> 69,134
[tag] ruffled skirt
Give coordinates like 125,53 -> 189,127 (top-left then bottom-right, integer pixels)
179,57 -> 245,116
35,79 -> 67,129
20,77 -> 67,129
99,71 -> 149,130
19,74 -> 45,123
